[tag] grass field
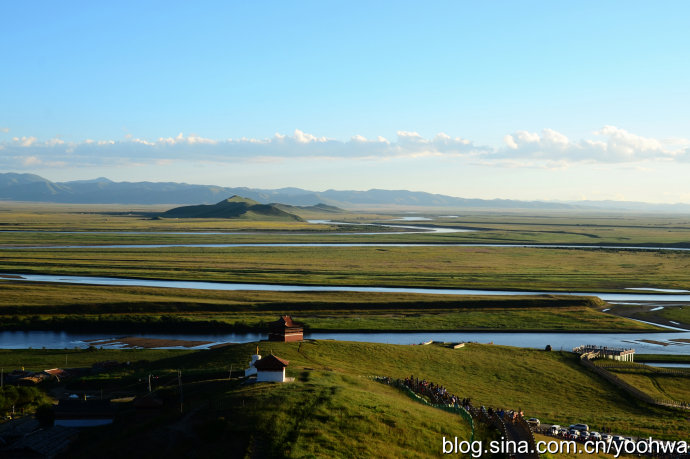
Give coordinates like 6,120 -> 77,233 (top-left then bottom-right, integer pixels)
3,204 -> 690,247
640,305 -> 690,327
72,371 -> 475,458
0,348 -> 191,370
595,361 -> 690,404
634,354 -> 690,363
1,245 -> 689,292
5,341 -> 686,444
0,282 -> 660,332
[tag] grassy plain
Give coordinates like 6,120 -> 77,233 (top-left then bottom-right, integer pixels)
0,282 -> 658,332
2,203 -> 690,246
1,245 -> 689,292
72,371 -> 473,458
635,354 -> 690,363
597,361 -> 690,404
0,348 -> 191,370
638,305 -> 690,327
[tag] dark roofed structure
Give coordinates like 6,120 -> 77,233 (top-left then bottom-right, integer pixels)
1,425 -> 78,458
268,315 -> 303,342
253,354 -> 289,371
254,354 -> 289,382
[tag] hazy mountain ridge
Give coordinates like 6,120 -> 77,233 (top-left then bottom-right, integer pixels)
1,172 -> 689,212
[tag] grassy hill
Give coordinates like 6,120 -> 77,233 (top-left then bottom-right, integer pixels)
68,370 -> 472,458
162,196 -> 304,221
7,341 -> 686,458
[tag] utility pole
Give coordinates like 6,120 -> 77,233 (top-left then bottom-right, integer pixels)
177,370 -> 183,413
229,364 -> 233,379
1,368 -> 3,389
148,374 -> 152,393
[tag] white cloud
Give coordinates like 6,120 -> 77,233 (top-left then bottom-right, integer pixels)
13,136 -> 38,147
1,126 -> 688,171
491,126 -> 686,164
0,127 -> 9,133
22,156 -> 42,166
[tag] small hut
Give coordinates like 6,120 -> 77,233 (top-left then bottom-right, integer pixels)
268,315 -> 303,342
254,354 -> 289,382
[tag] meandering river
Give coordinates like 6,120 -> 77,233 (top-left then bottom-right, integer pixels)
1,329 -> 689,353
3,272 -> 690,302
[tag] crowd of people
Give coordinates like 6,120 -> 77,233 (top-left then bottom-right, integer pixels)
400,375 -> 472,411
382,375 -> 527,427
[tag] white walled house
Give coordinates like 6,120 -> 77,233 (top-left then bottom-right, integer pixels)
253,354 -> 289,383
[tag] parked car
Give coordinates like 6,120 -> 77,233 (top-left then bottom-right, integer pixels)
569,423 -> 590,432
600,434 -> 612,443
549,425 -> 561,435
588,431 -> 602,441
526,418 -> 540,428
612,435 -> 625,444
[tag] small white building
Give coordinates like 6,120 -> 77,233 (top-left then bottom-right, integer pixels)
573,345 -> 635,362
253,354 -> 289,383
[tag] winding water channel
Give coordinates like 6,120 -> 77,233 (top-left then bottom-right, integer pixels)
1,328 -> 689,354
3,272 -> 690,301
1,272 -> 690,351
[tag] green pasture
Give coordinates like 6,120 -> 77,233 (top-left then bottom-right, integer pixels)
1,245 -> 689,292
0,282 -> 659,332
3,340 -> 687,456
597,361 -> 690,404
2,204 -> 690,246
161,341 -> 690,439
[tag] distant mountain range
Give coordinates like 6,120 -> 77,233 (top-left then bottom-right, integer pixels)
1,172 -> 689,212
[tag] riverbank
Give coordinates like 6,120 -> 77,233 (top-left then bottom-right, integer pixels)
0,281 -> 667,335
606,302 -> 690,330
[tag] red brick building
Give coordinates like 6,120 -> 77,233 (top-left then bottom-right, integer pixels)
268,315 -> 303,342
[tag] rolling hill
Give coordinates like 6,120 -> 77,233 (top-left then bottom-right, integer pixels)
162,196 -> 305,221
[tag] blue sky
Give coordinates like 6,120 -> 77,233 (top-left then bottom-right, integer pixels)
2,1 -> 689,202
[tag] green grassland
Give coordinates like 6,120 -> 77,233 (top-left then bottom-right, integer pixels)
4,340 -> 687,454
70,372 -> 473,458
1,245 -> 689,292
606,303 -> 690,330
634,354 -> 690,363
0,282 -> 659,332
638,305 -> 690,327
2,204 -> 690,246
596,361 -> 690,404
0,348 -> 191,370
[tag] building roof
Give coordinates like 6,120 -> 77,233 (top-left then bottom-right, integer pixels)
274,315 -> 296,327
269,315 -> 304,330
44,368 -> 70,378
253,354 -> 289,371
2,425 -> 78,458
55,399 -> 115,419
